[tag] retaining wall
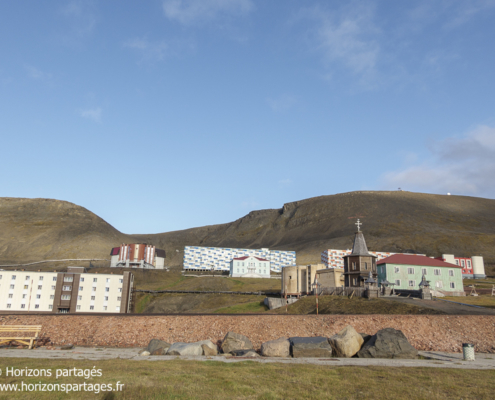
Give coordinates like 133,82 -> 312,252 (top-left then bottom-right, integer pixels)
1,314 -> 494,353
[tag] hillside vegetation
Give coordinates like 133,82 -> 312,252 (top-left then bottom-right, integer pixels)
1,192 -> 495,277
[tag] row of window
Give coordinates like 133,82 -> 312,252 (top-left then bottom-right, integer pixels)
4,285 -> 122,292
385,266 -> 455,276
236,269 -> 267,274
396,280 -> 455,289
5,293 -> 122,301
5,304 -> 121,311
0,275 -> 123,283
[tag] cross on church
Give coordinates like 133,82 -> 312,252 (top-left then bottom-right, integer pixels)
355,219 -> 362,231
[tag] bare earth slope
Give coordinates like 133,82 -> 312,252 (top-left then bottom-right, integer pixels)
1,191 -> 495,269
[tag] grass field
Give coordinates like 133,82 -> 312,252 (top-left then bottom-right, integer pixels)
0,358 -> 493,400
269,295 -> 445,315
442,294 -> 495,309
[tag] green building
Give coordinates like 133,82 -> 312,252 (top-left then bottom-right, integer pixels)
377,254 -> 464,294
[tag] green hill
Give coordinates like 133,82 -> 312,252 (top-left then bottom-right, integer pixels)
1,191 -> 494,276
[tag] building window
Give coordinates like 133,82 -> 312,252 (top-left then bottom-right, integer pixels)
61,295 -> 71,300
80,277 -> 84,282
449,270 -> 454,277
35,304 -> 39,309
92,287 -> 96,292
103,306 -> 107,311
119,288 -> 122,292
105,287 -> 109,292
450,282 -> 455,289
106,278 -> 110,283
421,268 -> 427,276
104,296 -> 108,301
395,279 -> 401,286
461,260 -> 465,267
455,260 -> 459,266
407,268 -> 414,274
434,269 -> 441,276
63,286 -> 71,291
64,277 -> 73,282
51,285 -> 56,290
76,305 -> 81,310
408,280 -> 415,287
38,285 -> 42,290
8,294 -> 13,298
12,275 -> 16,280
36,294 -> 41,299
116,306 -> 120,312
39,276 -> 44,281
78,295 -> 82,300
237,268 -> 239,273
7,304 -> 11,309
90,306 -> 94,310
117,297 -> 121,301
79,286 -> 83,291
50,295 -> 54,300
364,262 -> 368,270
91,296 -> 95,300
53,277 -> 57,281
394,266 -> 400,273
49,305 -> 53,310
93,278 -> 97,282
352,262 -> 356,270
467,260 -> 471,268
21,304 -> 26,309
436,281 -> 443,288
119,279 -> 123,283
0,275 -> 2,279
24,285 -> 28,289
353,278 -> 357,285
22,294 -> 27,299
10,284 -> 14,289
25,276 -> 30,281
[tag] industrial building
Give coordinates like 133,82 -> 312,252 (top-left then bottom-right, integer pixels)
0,267 -> 134,313
110,243 -> 166,269
183,246 -> 296,273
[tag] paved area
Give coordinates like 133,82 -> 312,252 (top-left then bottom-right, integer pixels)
0,347 -> 493,369
382,296 -> 495,315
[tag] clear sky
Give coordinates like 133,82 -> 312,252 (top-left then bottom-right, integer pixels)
1,1 -> 495,234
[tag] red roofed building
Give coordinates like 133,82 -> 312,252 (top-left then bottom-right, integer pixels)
377,254 -> 464,295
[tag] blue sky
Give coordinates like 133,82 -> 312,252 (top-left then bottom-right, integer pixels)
1,0 -> 495,234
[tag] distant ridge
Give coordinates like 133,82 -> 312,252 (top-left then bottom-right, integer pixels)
1,192 -> 495,272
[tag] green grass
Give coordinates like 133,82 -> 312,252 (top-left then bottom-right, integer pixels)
443,295 -> 495,309
463,278 -> 495,289
214,301 -> 268,313
269,295 -> 445,315
0,358 -> 494,399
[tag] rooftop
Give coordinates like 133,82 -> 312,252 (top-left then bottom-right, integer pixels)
377,254 -> 462,268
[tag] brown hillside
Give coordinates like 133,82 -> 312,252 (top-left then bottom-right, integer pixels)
1,192 -> 495,270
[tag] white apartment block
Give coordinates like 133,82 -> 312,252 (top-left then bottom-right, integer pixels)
183,246 -> 296,273
0,267 -> 133,313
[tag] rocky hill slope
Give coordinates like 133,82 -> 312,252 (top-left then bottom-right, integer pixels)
1,192 -> 495,270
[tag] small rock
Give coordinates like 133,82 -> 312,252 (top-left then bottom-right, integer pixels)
230,349 -> 259,357
140,351 -> 151,356
328,326 -> 364,358
146,339 -> 171,355
60,344 -> 74,350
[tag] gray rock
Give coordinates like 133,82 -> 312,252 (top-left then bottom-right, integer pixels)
202,344 -> 217,356
359,333 -> 372,344
261,337 -> 290,357
230,349 -> 260,357
60,344 -> 74,350
328,326 -> 364,358
289,337 -> 333,358
146,339 -> 171,355
196,340 -> 218,354
166,342 -> 203,356
221,332 -> 253,354
357,328 -> 418,359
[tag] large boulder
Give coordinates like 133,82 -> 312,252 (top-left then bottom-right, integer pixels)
328,326 -> 364,358
197,340 -> 218,355
221,332 -> 253,354
357,328 -> 418,359
166,342 -> 203,356
261,338 -> 290,357
146,339 -> 171,356
289,337 -> 333,358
